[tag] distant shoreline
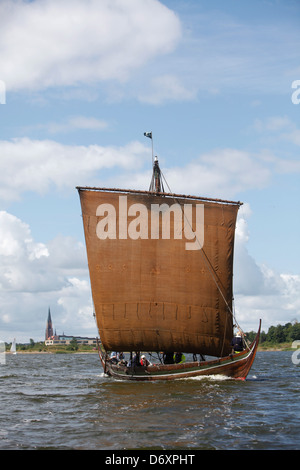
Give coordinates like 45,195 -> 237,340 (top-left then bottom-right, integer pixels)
6,350 -> 98,354
6,346 -> 294,354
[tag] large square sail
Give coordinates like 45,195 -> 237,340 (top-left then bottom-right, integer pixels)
77,186 -> 240,357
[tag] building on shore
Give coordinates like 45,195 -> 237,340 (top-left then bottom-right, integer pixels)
44,308 -> 97,346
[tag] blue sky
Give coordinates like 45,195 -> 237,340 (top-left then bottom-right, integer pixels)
0,0 -> 300,342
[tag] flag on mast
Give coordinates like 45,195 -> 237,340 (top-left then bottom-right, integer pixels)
144,131 -> 154,164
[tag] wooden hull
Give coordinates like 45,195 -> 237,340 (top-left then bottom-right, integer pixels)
97,320 -> 261,382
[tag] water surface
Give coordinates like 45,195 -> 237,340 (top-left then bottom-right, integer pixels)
0,351 -> 299,450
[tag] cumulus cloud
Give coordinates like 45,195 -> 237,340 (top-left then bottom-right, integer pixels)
0,0 -> 181,91
2,0 -> 297,104
0,211 -> 84,294
0,211 -> 52,292
0,138 -> 277,204
0,138 -> 150,201
233,210 -> 300,332
0,211 -> 94,342
57,277 -> 95,333
125,148 -> 272,200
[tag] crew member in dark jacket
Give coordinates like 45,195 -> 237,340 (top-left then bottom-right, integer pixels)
231,331 -> 244,352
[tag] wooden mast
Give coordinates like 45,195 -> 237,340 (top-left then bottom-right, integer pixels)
149,156 -> 165,193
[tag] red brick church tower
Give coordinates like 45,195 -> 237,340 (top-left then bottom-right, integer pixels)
45,307 -> 54,340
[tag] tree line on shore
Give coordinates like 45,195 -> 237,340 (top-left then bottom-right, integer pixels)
246,321 -> 300,345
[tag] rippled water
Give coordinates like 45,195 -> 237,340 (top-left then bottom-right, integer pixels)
0,351 -> 299,450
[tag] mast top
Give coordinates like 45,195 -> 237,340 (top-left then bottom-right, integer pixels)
144,131 -> 165,193
149,155 -> 165,193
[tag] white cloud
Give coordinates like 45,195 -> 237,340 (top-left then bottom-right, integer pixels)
57,277 -> 95,333
104,143 -> 300,201
138,74 -> 196,104
2,137 -> 273,209
233,211 -> 300,332
282,129 -> 300,147
0,211 -> 94,342
1,0 -> 297,104
252,115 -> 300,150
0,211 -> 63,292
253,116 -> 292,133
103,147 -> 273,199
0,0 -> 297,109
158,149 -> 271,199
1,0 -> 181,91
133,7 -> 300,104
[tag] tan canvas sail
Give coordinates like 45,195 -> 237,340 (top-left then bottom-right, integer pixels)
77,187 -> 241,357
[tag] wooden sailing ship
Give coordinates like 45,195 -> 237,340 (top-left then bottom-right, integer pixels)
77,139 -> 260,381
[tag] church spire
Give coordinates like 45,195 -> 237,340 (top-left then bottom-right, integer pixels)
45,307 -> 54,340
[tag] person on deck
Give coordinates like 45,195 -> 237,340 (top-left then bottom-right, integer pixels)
140,355 -> 151,366
109,352 -> 118,364
163,352 -> 174,364
231,330 -> 245,352
129,352 -> 141,367
174,352 -> 186,364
